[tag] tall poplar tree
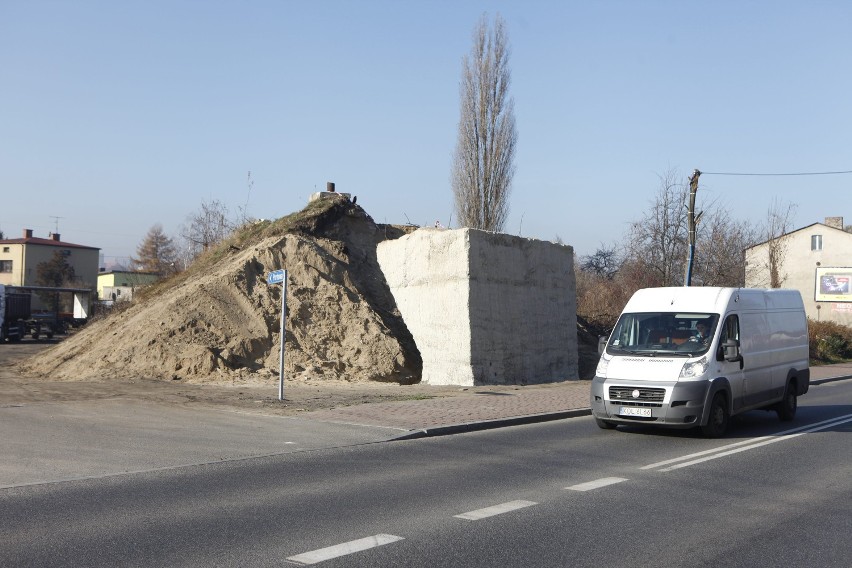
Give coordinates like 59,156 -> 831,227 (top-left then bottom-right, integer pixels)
452,13 -> 517,232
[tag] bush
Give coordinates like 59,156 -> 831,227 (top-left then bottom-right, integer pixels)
809,319 -> 852,364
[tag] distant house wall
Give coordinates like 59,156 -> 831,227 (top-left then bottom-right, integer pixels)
101,285 -> 137,302
377,228 -> 578,386
21,245 -> 99,287
745,220 -> 852,325
0,243 -> 24,286
0,231 -> 99,288
97,271 -> 159,299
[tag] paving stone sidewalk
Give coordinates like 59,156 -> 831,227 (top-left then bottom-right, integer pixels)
304,363 -> 852,438
305,381 -> 593,437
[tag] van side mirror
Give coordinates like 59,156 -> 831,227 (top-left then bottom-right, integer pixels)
721,339 -> 742,363
598,335 -> 609,355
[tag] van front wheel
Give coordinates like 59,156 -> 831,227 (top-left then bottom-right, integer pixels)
776,381 -> 797,422
595,417 -> 617,430
701,393 -> 729,438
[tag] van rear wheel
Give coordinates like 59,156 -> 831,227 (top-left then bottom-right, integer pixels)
701,393 -> 729,438
776,381 -> 797,421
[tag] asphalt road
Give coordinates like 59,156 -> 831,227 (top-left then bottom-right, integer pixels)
2,379 -> 851,567
0,399 -> 406,488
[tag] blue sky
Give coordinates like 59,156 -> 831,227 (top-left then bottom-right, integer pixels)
2,0 -> 850,265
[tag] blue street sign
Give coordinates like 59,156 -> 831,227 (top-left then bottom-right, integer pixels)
265,268 -> 288,400
267,269 -> 286,285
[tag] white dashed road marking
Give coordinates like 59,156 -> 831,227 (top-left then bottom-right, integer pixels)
286,416 -> 852,564
286,534 -> 404,565
640,437 -> 773,470
641,414 -> 852,472
454,499 -> 538,520
566,477 -> 629,492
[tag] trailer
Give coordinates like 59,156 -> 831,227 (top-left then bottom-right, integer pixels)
1,284 -> 92,342
0,284 -> 32,342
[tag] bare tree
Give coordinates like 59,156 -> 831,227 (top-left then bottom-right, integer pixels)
576,245 -> 630,333
622,168 -> 761,288
576,170 -> 763,330
452,13 -> 517,232
693,207 -> 760,287
181,199 -> 234,261
580,244 -> 620,280
624,169 -> 689,286
236,171 -> 256,227
132,224 -> 178,276
743,199 -> 796,288
765,199 -> 797,288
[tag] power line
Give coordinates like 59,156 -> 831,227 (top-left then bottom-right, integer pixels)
702,170 -> 852,177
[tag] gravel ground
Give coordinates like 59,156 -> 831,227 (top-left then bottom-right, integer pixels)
2,340 -> 571,417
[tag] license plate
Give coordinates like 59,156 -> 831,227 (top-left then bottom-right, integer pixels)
620,407 -> 652,417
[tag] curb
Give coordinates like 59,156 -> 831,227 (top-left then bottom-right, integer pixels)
389,375 -> 852,441
390,408 -> 592,441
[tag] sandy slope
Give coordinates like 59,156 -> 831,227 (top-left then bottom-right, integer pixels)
20,199 -> 422,384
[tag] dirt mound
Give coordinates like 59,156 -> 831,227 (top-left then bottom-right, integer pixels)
21,198 -> 422,384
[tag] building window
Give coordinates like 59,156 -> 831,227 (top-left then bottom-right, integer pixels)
0,260 -> 11,273
811,235 -> 823,251
2,247 -> 9,253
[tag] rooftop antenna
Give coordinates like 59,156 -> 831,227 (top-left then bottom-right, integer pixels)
49,215 -> 64,234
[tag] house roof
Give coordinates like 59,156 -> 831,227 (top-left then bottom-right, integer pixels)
0,236 -> 100,250
745,221 -> 852,250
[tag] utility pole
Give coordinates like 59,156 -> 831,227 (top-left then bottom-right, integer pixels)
683,169 -> 701,286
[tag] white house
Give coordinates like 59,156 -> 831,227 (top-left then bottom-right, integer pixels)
745,216 -> 852,325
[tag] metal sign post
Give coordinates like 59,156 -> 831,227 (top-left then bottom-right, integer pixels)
267,269 -> 287,400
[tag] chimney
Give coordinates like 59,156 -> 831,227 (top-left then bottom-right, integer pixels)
23,229 -> 33,238
52,233 -> 61,241
825,217 -> 844,230
327,182 -> 336,193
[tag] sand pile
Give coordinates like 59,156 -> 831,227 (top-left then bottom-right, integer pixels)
21,199 -> 422,384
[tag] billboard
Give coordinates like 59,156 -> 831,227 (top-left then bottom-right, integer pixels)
815,267 -> 852,302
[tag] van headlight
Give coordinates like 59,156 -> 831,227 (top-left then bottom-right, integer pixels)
596,354 -> 612,377
679,356 -> 709,379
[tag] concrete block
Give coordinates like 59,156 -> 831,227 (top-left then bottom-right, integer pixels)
377,228 -> 578,386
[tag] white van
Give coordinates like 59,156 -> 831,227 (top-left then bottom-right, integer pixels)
591,287 -> 809,437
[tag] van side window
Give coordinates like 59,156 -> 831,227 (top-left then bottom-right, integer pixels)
717,315 -> 740,360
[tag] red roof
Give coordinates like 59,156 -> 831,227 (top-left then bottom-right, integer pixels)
0,236 -> 99,250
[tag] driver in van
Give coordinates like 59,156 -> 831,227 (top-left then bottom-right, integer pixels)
691,321 -> 709,344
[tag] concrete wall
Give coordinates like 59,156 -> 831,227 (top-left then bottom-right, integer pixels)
377,228 -> 578,386
745,222 -> 852,325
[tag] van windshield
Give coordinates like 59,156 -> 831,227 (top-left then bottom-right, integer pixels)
607,312 -> 719,356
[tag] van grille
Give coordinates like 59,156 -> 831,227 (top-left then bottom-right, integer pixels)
609,386 -> 666,404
